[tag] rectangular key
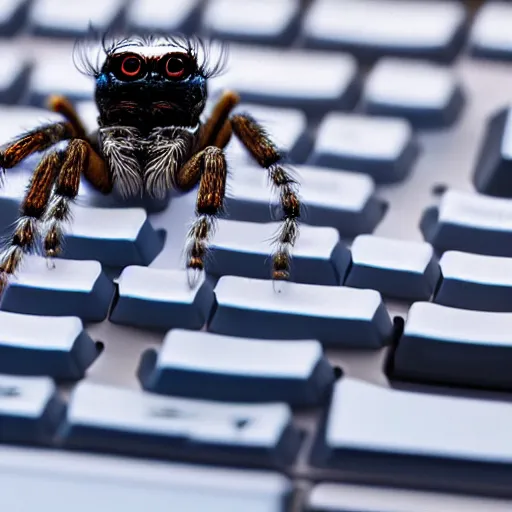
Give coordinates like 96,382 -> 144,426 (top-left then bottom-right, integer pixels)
206,220 -> 350,286
224,103 -> 310,164
313,377 -> 512,496
202,0 -> 301,46
60,382 -> 301,469
29,0 -> 126,37
303,0 -> 467,63
0,448 -> 293,512
421,189 -> 512,257
0,43 -> 31,103
209,276 -> 393,347
345,235 -> 440,301
224,165 -> 384,237
362,58 -> 464,128
435,251 -> 512,312
62,205 -> 164,267
138,329 -> 334,406
0,374 -> 65,444
0,311 -> 99,380
310,113 -> 418,183
210,45 -> 360,115
392,301 -> 512,390
109,266 -> 215,331
0,255 -> 114,322
0,0 -> 30,36
127,0 -> 202,34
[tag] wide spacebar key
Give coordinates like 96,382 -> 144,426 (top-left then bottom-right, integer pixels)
59,382 -> 301,470
208,276 -> 394,347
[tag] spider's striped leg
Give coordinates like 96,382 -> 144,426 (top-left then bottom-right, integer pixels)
0,151 -> 61,295
47,95 -> 88,140
178,147 -> 228,285
42,139 -> 89,259
231,114 -> 301,281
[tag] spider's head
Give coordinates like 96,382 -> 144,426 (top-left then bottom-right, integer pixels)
75,34 -> 227,133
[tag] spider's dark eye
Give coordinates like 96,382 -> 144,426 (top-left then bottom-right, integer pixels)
111,54 -> 145,81
164,55 -> 188,79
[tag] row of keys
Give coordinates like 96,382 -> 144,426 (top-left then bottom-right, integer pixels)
4,373 -> 512,497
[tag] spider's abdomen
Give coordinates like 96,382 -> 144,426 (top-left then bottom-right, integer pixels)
98,125 -> 199,199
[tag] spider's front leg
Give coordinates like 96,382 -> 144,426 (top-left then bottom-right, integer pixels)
230,114 -> 301,281
177,146 -> 228,283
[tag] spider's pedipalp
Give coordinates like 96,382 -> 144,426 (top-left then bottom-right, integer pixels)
230,114 -> 301,281
0,151 -> 62,295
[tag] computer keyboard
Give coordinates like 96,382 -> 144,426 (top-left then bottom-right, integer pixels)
3,0 -> 512,510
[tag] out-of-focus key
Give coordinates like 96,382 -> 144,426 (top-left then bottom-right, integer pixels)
127,0 -> 202,34
393,301 -> 512,390
0,311 -> 99,380
0,44 -> 30,104
313,377 -> 512,496
30,0 -> 126,37
225,103 -> 310,163
203,0 -> 301,46
345,235 -> 440,301
138,329 -> 334,406
209,276 -> 393,347
0,0 -> 30,36
109,266 -> 215,331
224,165 -> 384,237
0,255 -> 114,322
473,107 -> 512,197
303,0 -> 467,63
0,374 -> 65,444
211,45 -> 360,116
363,58 -> 464,128
28,45 -> 94,106
470,2 -> 512,61
59,382 -> 301,469
421,189 -> 512,256
61,205 -> 164,267
310,113 -> 418,183
435,251 -> 512,312
206,220 -> 350,286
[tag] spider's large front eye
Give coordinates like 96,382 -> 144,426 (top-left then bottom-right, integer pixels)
112,53 -> 145,81
163,54 -> 190,80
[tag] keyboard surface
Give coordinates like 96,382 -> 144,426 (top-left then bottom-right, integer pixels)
2,0 -> 512,511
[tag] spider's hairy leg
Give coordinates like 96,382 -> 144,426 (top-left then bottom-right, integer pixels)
43,139 -> 88,259
0,121 -> 74,171
198,90 -> 240,149
0,152 -> 61,295
231,114 -> 301,281
47,95 -> 88,140
182,147 -> 227,284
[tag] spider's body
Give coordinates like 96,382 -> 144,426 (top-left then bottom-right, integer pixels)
0,35 -> 301,293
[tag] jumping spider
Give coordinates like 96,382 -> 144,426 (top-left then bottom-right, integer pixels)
0,34 -> 301,293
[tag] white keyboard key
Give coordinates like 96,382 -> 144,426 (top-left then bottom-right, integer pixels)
0,448 -> 292,512
310,113 -> 418,183
60,382 -> 301,469
0,255 -> 115,322
303,0 -> 467,62
0,43 -> 30,103
224,165 -> 384,237
345,235 -> 440,301
0,311 -> 99,380
30,0 -> 126,37
127,0 -> 202,33
314,377 -> 512,496
421,189 -> 512,257
0,0 -> 30,36
363,58 -> 464,127
138,329 -> 334,406
471,2 -> 512,61
109,266 -> 215,331
0,374 -> 64,444
435,251 -> 512,312
225,103 -> 310,163
203,0 -> 301,46
210,45 -> 360,115
207,220 -> 350,286
209,276 -> 393,347
393,302 -> 512,390
62,205 -> 164,267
